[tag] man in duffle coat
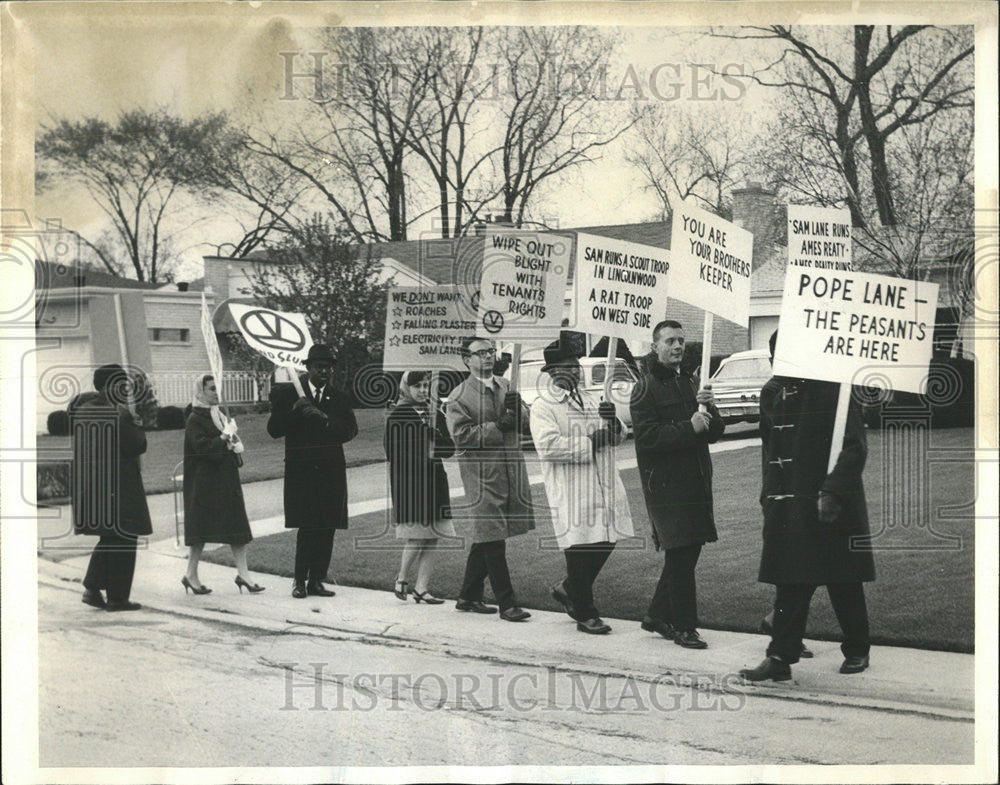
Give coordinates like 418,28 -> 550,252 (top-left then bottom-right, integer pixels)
446,337 -> 535,622
70,363 -> 152,612
631,319 -> 724,649
739,330 -> 875,681
268,344 -> 358,599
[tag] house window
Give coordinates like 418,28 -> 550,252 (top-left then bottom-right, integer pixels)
149,328 -> 190,343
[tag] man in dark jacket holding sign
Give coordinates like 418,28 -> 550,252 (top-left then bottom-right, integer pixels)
268,344 -> 358,599
631,320 -> 724,649
740,330 -> 875,682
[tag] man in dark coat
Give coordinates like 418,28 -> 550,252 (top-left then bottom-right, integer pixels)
267,345 -> 358,598
631,320 -> 724,649
70,364 -> 152,611
740,330 -> 875,682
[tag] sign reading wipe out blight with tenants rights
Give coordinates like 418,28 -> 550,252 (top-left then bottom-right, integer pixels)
773,267 -> 939,394
476,229 -> 571,342
573,233 -> 672,344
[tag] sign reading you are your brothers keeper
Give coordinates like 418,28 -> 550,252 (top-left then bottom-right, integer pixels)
228,303 -> 313,371
773,266 -> 939,394
476,229 -> 571,342
573,233 -> 672,344
670,202 -> 753,327
383,286 -> 477,372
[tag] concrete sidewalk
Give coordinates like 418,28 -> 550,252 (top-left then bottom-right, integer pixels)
39,542 -> 974,723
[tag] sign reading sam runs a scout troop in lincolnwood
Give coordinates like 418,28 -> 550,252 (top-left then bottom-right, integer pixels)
572,233 -> 672,344
476,229 -> 571,342
669,202 -> 753,328
382,286 -> 477,372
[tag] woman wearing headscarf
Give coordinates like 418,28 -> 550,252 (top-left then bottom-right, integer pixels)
182,374 -> 264,594
384,371 -> 456,604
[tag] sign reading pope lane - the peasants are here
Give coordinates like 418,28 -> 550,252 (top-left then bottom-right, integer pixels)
476,229 -> 571,342
670,202 -> 753,327
383,286 -> 477,372
773,267 -> 939,394
573,233 -> 672,344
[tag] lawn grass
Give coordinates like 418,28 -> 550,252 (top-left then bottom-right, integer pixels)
209,426 -> 976,652
37,408 -> 389,497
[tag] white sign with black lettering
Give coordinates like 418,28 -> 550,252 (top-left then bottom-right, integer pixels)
200,294 -> 224,399
229,303 -> 312,371
573,233 -> 671,343
788,204 -> 853,271
773,268 -> 939,393
476,229 -> 571,342
670,203 -> 752,326
383,286 -> 477,372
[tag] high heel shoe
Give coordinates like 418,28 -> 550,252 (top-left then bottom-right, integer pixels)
393,580 -> 409,601
235,575 -> 265,594
181,576 -> 211,595
412,589 -> 445,605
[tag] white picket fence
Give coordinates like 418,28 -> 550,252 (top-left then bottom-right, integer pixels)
148,371 -> 270,406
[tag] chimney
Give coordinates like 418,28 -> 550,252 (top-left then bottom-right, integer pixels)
176,281 -> 189,292
731,180 -> 778,269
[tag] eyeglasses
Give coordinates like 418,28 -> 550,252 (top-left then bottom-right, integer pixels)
470,348 -> 496,359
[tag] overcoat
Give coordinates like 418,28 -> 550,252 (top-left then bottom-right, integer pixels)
530,387 -> 635,550
267,378 -> 359,530
384,403 -> 455,525
69,391 -> 153,538
758,376 -> 876,585
183,408 -> 252,546
630,354 -> 724,551
445,374 -> 536,543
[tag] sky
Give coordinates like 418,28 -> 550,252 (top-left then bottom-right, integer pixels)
25,6 -> 772,281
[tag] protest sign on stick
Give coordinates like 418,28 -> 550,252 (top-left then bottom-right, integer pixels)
229,303 -> 312,397
383,286 -> 477,373
670,203 -> 753,411
201,293 -> 228,411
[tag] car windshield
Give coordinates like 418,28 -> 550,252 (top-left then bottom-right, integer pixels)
713,357 -> 771,381
590,361 -> 638,386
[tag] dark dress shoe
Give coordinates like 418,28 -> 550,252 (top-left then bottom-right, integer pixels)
674,629 -> 708,649
82,588 -> 106,609
306,581 -> 336,597
640,616 -> 675,640
455,599 -> 498,614
499,607 -> 531,622
105,600 -> 141,612
761,614 -> 813,657
839,654 -> 870,674
551,582 -> 575,618
739,656 -> 792,682
292,582 -> 308,599
577,617 -> 612,634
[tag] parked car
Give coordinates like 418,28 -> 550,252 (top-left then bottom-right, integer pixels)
708,349 -> 772,424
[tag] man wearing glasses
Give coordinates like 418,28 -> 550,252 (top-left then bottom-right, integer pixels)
446,337 -> 535,622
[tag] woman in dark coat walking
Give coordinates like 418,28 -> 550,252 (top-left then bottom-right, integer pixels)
71,364 -> 152,611
385,371 -> 456,604
740,330 -> 875,682
182,375 -> 263,595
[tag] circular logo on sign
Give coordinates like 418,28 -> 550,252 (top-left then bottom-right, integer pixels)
239,310 -> 306,351
482,310 -> 504,334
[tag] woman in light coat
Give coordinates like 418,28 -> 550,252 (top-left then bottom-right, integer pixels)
530,340 -> 634,634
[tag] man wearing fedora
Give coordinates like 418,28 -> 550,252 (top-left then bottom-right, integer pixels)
446,337 -> 535,622
530,338 -> 635,635
268,344 -> 358,598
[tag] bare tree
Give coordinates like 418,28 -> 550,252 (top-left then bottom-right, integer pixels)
36,109 -> 229,282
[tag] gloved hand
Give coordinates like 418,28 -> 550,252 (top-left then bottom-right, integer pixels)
818,493 -> 841,524
589,426 -> 614,450
598,402 -> 623,434
222,419 -> 238,437
292,397 -> 326,420
503,392 -> 522,412
231,438 -> 245,455
497,410 -> 517,433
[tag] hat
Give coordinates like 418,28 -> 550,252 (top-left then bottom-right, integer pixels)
541,338 -> 583,374
305,344 -> 336,365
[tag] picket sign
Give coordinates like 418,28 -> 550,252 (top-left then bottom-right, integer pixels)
428,370 -> 440,445
509,344 -> 523,391
828,385 -> 852,473
698,312 -> 714,414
